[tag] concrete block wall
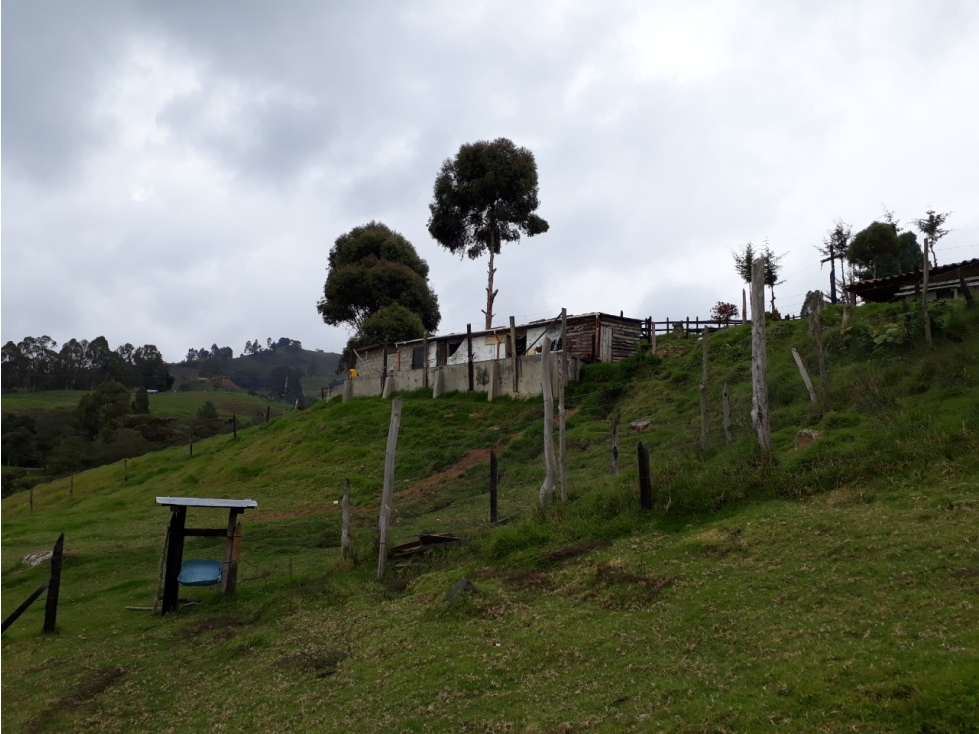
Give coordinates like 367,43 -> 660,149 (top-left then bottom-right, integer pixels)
331,352 -> 581,402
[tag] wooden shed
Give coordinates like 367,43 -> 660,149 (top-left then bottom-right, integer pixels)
845,258 -> 979,304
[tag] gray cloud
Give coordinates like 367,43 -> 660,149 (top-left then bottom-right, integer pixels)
3,1 -> 978,362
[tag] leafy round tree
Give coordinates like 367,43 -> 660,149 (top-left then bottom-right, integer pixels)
848,222 -> 899,280
428,138 -> 549,329
318,222 -> 439,371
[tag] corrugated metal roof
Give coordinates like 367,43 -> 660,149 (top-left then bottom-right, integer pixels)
846,258 -> 978,291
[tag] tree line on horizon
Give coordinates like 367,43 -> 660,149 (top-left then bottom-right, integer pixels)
1,336 -> 172,393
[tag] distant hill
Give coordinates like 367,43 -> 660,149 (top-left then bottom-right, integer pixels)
172,344 -> 342,402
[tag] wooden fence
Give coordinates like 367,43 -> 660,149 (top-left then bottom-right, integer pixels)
640,314 -> 800,339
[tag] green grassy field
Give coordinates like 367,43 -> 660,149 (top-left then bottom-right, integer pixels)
1,389 -> 290,423
2,301 -> 977,732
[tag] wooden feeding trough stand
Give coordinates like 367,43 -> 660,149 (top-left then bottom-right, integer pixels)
155,497 -> 257,615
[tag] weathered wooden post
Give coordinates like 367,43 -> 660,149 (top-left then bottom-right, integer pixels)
812,297 -> 828,396
343,379 -> 353,403
742,288 -> 748,326
751,257 -> 772,451
266,406 -> 271,423
341,478 -> 352,560
509,316 -> 519,394
489,451 -> 498,523
922,237 -> 932,347
651,321 -> 657,353
488,360 -> 499,401
638,442 -> 652,510
220,512 -> 243,596
611,411 -> 621,475
559,308 -> 568,502
539,337 -> 556,507
42,533 -> 65,633
377,397 -> 403,579
959,267 -> 975,308
699,326 -> 710,453
467,324 -> 474,392
233,413 -> 237,439
2,579 -> 50,633
722,382 -> 732,444
791,347 -> 817,403
422,331 -> 430,389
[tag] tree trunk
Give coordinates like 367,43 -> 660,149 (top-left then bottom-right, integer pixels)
483,242 -> 499,330
829,255 -> 837,304
751,259 -> 772,451
923,237 -> 932,347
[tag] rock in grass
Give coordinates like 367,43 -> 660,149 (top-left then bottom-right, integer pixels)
446,578 -> 476,603
796,429 -> 822,449
22,551 -> 52,566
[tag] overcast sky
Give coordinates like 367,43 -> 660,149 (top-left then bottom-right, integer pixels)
3,1 -> 978,362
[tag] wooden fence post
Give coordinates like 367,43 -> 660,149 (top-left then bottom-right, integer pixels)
791,348 -> 817,403
611,411 -> 621,475
559,308 -> 568,502
266,406 -> 271,423
722,382 -> 732,444
423,331 -> 430,389
152,528 -> 169,616
742,288 -> 748,326
638,442 -> 653,510
377,397 -> 403,579
751,258 -> 772,451
42,533 -> 65,633
539,337 -> 556,507
467,324 -> 474,392
233,414 -> 237,439
341,478 -> 352,560
812,298 -> 828,396
488,361 -> 498,402
922,238 -> 932,347
489,451 -> 498,524
510,316 -> 519,394
651,321 -> 657,353
699,326 -> 710,453
958,267 -> 974,308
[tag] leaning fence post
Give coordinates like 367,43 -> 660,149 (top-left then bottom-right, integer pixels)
638,442 -> 653,510
791,347 -> 817,403
377,397 -> 403,579
341,479 -> 352,560
42,533 -> 65,634
489,451 -> 498,524
610,411 -> 621,475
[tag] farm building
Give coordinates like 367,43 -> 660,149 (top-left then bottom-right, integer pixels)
329,312 -> 642,402
845,258 -> 979,304
352,312 -> 643,378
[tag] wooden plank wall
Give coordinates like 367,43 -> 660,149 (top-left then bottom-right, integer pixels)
608,320 -> 641,362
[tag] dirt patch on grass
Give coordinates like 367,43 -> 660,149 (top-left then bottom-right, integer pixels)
398,447 -> 496,503
22,666 -> 126,734
503,571 -> 553,591
595,559 -> 675,591
542,539 -> 611,564
279,647 -> 347,677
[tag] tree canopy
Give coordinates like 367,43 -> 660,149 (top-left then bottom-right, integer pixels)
428,137 -> 549,328
317,221 -> 440,334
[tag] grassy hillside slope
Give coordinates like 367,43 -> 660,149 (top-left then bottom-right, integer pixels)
2,301 -> 977,733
